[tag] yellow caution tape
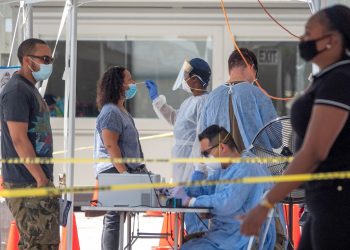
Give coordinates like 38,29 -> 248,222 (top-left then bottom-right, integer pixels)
52,132 -> 173,155
0,156 -> 294,164
1,171 -> 350,199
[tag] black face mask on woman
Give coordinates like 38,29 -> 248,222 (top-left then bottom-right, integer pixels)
299,34 -> 332,61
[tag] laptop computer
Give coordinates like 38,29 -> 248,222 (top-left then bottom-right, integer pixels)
98,173 -> 161,207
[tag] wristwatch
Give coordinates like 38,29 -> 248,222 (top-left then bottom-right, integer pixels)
259,197 -> 274,209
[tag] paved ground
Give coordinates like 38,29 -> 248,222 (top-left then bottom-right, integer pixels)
0,200 -> 12,250
1,207 -> 165,250
76,212 -> 165,250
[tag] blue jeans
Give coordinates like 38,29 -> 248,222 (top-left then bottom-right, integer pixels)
102,211 -> 120,250
100,167 -> 121,250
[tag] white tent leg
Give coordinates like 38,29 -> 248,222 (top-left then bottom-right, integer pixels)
64,0 -> 77,249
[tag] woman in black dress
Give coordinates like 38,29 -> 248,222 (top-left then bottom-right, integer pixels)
240,5 -> 350,250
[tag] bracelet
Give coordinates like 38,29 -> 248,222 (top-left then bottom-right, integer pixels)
259,197 -> 274,209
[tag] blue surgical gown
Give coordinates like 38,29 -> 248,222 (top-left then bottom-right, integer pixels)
182,160 -> 276,250
200,82 -> 278,148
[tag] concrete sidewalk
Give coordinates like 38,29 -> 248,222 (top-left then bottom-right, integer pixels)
1,208 -> 165,250
0,199 -> 12,250
76,212 -> 164,250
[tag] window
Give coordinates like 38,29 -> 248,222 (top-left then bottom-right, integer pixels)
46,37 -> 213,118
238,41 -> 312,115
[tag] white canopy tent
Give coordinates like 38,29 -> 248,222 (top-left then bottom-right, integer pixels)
1,0 -> 349,249
0,0 -> 77,248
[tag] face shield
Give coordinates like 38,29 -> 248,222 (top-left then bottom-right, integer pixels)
172,60 -> 193,91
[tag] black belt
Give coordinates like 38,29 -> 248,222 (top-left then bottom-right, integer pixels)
127,164 -> 147,173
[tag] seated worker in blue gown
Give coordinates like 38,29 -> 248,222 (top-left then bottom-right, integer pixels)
171,125 -> 276,250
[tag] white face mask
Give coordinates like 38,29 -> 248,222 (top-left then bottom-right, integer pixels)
206,155 -> 222,171
181,79 -> 192,93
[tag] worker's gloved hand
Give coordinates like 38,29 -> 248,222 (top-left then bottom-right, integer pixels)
170,187 -> 191,207
195,163 -> 207,173
145,80 -> 159,101
192,171 -> 206,181
191,163 -> 207,181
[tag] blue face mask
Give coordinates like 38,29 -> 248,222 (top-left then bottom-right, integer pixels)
29,60 -> 53,82
125,83 -> 137,99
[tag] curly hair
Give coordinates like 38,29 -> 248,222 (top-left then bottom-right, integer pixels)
96,66 -> 126,111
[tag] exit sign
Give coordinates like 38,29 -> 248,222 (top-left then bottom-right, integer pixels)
258,49 -> 279,65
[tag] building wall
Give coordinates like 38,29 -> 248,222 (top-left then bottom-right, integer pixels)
1,1 -> 311,187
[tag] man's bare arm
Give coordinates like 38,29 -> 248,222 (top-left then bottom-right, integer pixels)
7,121 -> 48,187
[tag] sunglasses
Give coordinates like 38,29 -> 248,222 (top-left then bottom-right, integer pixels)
201,144 -> 219,158
29,55 -> 54,64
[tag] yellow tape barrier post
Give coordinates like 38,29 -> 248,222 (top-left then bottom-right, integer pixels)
2,171 -> 350,199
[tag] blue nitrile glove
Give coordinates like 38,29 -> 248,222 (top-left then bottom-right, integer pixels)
170,187 -> 191,207
145,80 -> 159,101
192,171 -> 206,181
192,163 -> 207,181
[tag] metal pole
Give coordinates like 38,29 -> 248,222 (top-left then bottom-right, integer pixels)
180,213 -> 184,247
311,0 -> 321,11
127,213 -> 132,250
174,213 -> 178,250
9,5 -> 21,66
65,0 -> 77,249
288,203 -> 294,250
23,1 -> 32,39
119,212 -> 125,249
64,0 -> 71,159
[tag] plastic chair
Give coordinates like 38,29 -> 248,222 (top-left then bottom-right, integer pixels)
247,208 -> 275,250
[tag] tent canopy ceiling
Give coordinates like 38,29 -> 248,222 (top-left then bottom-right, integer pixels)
4,0 -> 310,9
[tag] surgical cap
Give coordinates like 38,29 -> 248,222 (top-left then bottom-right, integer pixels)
189,58 -> 211,87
